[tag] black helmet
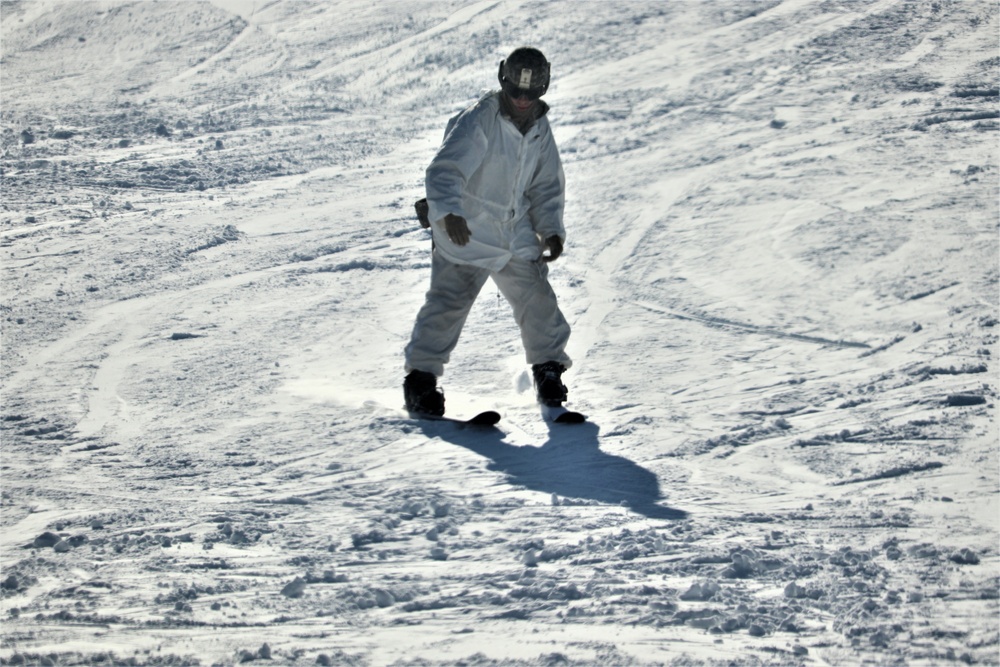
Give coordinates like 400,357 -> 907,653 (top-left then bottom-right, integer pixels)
498,47 -> 550,100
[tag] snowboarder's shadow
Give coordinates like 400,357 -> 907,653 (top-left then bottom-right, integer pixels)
418,419 -> 687,521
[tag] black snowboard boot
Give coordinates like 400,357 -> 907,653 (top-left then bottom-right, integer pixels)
404,370 -> 445,416
532,362 -> 568,407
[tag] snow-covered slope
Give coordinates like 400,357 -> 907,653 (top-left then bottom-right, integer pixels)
2,1 -> 997,665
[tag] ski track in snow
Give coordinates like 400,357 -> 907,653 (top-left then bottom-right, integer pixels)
1,1 -> 997,665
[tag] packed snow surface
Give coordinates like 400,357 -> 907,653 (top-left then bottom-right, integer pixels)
1,1 -> 998,665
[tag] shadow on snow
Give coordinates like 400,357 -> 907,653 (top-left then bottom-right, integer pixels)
417,418 -> 687,521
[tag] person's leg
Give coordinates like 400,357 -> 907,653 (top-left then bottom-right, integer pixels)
491,258 -> 572,370
404,249 -> 490,378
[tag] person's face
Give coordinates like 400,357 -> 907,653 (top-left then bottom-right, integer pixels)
511,97 -> 535,113
500,73 -> 544,114
508,93 -> 536,114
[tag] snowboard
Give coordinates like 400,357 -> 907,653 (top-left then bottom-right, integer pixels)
410,410 -> 501,427
540,403 -> 587,424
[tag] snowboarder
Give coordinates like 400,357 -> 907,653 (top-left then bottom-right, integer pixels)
404,46 -> 572,417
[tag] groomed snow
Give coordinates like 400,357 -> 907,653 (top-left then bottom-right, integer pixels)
1,1 -> 997,665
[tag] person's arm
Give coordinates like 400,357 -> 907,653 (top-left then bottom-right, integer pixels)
527,124 -> 566,259
425,110 -> 490,238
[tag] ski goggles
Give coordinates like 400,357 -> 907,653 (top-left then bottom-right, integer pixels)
500,77 -> 546,101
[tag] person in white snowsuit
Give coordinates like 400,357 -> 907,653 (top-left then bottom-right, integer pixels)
404,47 -> 572,416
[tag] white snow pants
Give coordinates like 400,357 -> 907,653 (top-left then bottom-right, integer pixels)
405,249 -> 572,377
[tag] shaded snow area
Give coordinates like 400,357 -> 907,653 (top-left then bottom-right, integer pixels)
1,0 -> 998,665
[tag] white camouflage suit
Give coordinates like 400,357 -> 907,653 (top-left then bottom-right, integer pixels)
404,91 -> 572,377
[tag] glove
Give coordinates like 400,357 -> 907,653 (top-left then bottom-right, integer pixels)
414,198 -> 430,228
542,235 -> 563,262
444,213 -> 471,246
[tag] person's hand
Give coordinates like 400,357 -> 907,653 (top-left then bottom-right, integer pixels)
542,235 -> 563,262
444,214 -> 471,246
414,198 -> 430,228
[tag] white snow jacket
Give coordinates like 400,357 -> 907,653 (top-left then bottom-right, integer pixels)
425,91 -> 566,272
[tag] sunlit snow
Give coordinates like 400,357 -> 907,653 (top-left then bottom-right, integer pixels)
2,1 -> 997,665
